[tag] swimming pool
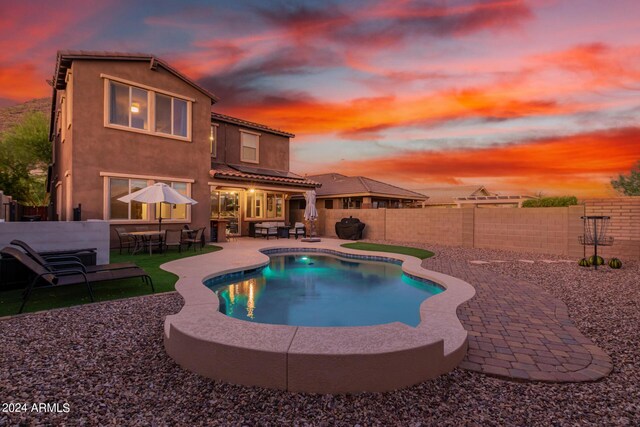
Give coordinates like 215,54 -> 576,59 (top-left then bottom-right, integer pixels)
206,252 -> 443,327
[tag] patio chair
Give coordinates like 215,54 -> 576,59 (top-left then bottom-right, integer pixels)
133,226 -> 164,254
182,227 -> 204,251
115,227 -> 135,254
10,240 -> 137,273
164,229 -> 184,253
0,247 -> 154,314
290,222 -> 306,239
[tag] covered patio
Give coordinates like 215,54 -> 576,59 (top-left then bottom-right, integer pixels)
208,164 -> 320,240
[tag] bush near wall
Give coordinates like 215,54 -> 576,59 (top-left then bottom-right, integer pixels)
522,196 -> 578,208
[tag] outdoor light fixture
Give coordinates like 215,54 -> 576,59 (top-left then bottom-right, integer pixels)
249,188 -> 255,193
130,102 -> 140,113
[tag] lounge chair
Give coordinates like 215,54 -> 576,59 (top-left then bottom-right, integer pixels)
10,240 -> 137,273
182,227 -> 204,251
0,247 -> 154,314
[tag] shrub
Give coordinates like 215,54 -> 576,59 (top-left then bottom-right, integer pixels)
522,196 -> 578,208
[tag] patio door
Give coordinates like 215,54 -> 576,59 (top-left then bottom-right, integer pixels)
211,190 -> 241,236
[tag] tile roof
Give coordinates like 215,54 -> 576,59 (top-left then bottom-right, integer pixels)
308,173 -> 427,199
53,50 -> 219,101
211,112 -> 295,138
210,163 -> 320,188
418,185 -> 491,205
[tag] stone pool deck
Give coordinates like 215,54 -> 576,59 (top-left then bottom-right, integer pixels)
163,237 -> 611,386
423,256 -> 612,382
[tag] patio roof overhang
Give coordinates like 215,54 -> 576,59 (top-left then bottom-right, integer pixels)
209,166 -> 320,191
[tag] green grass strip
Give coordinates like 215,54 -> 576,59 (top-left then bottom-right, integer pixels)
0,245 -> 222,317
340,242 -> 434,260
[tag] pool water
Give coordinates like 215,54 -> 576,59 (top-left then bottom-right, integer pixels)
206,253 -> 443,327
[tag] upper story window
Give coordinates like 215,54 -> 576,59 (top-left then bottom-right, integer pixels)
109,81 -> 149,130
103,75 -> 192,141
155,94 -> 187,137
210,124 -> 218,157
240,130 -> 259,163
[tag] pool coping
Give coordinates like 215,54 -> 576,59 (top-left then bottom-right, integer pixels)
162,238 -> 476,393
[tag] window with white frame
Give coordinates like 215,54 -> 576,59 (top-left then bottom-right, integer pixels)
155,93 -> 188,137
240,130 -> 259,163
60,96 -> 67,141
109,178 -> 149,220
109,81 -> 149,130
106,176 -> 191,221
246,191 -> 284,219
155,181 -> 188,220
210,124 -> 218,157
105,77 -> 191,140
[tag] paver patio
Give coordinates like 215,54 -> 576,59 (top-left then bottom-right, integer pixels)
422,256 -> 613,382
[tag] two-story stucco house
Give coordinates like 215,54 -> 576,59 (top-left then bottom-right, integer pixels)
48,51 -> 319,244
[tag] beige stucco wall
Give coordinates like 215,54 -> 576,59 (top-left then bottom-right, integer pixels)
50,59 -> 213,246
292,198 -> 639,260
212,121 -> 290,171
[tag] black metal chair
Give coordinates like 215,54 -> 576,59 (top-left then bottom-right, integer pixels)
163,229 -> 184,253
182,227 -> 204,251
114,227 -> 134,254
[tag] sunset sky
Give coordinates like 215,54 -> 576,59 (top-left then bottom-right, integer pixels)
2,0 -> 639,196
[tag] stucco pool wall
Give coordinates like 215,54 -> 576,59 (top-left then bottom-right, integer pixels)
162,238 -> 475,394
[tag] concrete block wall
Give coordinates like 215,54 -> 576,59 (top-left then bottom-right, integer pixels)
583,197 -> 640,260
567,205 -> 586,258
290,199 -> 639,261
385,208 -> 465,246
0,220 -> 110,264
474,207 -> 570,255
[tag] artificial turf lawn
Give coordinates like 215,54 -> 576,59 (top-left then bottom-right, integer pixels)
0,245 -> 222,317
340,242 -> 435,260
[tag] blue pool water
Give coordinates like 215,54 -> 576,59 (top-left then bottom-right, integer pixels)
205,253 -> 443,327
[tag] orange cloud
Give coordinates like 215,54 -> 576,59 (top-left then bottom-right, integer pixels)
220,83 -> 582,139
316,127 -> 640,197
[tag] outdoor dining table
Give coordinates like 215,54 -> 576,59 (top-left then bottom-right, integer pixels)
127,230 -> 165,255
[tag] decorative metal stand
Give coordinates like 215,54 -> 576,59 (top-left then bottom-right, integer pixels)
579,216 -> 614,270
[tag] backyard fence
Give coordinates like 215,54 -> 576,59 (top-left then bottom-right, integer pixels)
290,197 -> 640,261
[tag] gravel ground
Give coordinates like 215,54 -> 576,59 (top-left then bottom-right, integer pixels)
1,243 -> 639,426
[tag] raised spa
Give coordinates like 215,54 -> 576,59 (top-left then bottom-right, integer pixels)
206,253 -> 443,327
164,241 -> 476,393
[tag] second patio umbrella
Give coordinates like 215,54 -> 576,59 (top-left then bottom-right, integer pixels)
117,182 -> 198,231
303,190 -> 319,239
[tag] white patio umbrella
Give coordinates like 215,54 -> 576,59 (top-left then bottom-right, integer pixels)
304,190 -> 318,238
117,182 -> 198,231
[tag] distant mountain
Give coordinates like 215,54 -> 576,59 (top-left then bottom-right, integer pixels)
0,97 -> 50,135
